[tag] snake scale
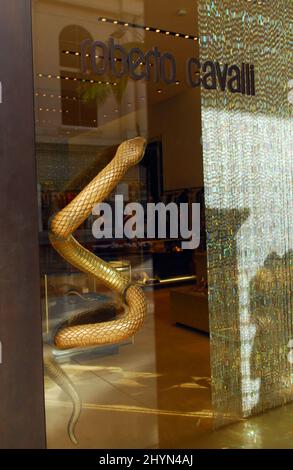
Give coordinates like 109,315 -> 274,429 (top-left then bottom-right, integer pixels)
44,137 -> 147,444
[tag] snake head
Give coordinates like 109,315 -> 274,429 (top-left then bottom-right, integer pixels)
118,137 -> 147,167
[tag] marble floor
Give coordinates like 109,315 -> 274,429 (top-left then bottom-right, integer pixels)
45,285 -> 293,449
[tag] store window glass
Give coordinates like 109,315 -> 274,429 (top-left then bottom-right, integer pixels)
32,0 -> 293,450
32,0 -> 207,448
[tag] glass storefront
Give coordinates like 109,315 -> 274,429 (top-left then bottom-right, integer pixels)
31,0 -> 293,449
32,0 -> 207,448
0,0 -> 292,450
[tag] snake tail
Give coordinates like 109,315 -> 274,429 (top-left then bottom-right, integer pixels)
44,345 -> 81,445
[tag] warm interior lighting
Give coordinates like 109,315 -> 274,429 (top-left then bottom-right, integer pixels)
97,17 -> 197,41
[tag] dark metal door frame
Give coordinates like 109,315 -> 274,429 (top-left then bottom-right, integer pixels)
0,0 -> 46,449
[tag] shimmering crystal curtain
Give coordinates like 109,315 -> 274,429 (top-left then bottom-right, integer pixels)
198,0 -> 293,426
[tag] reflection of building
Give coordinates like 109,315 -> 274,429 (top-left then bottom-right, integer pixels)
34,0 -> 204,289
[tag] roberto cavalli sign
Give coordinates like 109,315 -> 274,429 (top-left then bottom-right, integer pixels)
81,38 -> 256,96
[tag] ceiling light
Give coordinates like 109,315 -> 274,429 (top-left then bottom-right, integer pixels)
177,9 -> 187,16
95,17 -> 196,42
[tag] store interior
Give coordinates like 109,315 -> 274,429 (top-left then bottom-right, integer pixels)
32,0 -> 214,448
32,0 -> 293,449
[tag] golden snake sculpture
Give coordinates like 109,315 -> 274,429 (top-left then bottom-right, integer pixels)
44,137 -> 147,444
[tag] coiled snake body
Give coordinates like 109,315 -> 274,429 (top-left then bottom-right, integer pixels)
44,137 -> 147,443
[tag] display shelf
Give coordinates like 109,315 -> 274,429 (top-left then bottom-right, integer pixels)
170,286 -> 209,333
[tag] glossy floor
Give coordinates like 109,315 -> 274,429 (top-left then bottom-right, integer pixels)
45,286 -> 293,448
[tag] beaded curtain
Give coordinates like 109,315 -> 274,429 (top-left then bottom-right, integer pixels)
199,0 -> 293,425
